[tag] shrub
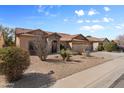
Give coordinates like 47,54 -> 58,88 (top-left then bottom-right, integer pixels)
0,47 -> 30,82
60,49 -> 72,61
65,49 -> 72,61
104,42 -> 118,52
97,44 -> 104,51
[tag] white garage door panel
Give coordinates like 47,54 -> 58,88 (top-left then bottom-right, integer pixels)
93,42 -> 99,51
72,44 -> 89,52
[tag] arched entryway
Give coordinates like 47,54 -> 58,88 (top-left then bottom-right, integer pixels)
52,40 -> 57,53
28,41 -> 36,55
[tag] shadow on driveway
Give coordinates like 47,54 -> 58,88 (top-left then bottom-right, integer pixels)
6,73 -> 56,88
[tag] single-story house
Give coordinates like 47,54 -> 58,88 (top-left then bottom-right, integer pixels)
86,36 -> 110,51
58,33 -> 90,53
15,28 -> 90,54
111,40 -> 124,52
15,28 -> 61,55
0,32 -> 5,48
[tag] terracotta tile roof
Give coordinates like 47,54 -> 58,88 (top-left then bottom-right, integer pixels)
15,28 -> 60,37
58,33 -> 77,41
15,28 -> 33,35
45,32 -> 61,37
112,40 -> 119,44
15,28 -> 88,42
72,39 -> 88,42
46,31 -> 53,35
87,36 -> 104,42
19,34 -> 38,37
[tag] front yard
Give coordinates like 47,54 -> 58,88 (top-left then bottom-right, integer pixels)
0,52 -> 124,88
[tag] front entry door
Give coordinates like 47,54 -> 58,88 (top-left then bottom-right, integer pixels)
52,40 -> 57,53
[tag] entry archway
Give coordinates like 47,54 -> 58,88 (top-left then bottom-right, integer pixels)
52,40 -> 57,53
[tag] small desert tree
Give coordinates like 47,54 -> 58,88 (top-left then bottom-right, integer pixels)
104,42 -> 118,52
97,44 -> 104,51
84,46 -> 91,57
33,34 -> 48,61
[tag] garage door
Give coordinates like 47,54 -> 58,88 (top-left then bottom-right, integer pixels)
72,43 -> 89,52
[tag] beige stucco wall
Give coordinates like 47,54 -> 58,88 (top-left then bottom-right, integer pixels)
0,34 -> 5,48
16,36 -> 21,47
16,33 -> 61,54
16,35 -> 34,52
16,30 -> 46,52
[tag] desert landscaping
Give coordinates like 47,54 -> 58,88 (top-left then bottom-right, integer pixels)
0,51 -> 124,88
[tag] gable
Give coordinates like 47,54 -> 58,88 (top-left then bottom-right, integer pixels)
104,38 -> 110,42
27,29 -> 47,36
73,34 -> 88,41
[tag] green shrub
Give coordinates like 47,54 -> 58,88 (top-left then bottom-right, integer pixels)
65,49 -> 72,61
0,47 -> 30,82
60,49 -> 72,61
97,44 -> 104,51
60,49 -> 66,61
104,42 -> 118,52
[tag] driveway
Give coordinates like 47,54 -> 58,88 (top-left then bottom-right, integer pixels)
51,52 -> 124,88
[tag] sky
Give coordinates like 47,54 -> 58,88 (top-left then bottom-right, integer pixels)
0,5 -> 124,40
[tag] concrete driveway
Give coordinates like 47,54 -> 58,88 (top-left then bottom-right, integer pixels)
51,52 -> 124,88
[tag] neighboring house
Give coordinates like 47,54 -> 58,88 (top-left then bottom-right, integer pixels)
112,40 -> 121,45
86,36 -> 110,51
0,32 -> 5,48
58,33 -> 90,53
15,28 -> 90,54
112,40 -> 124,52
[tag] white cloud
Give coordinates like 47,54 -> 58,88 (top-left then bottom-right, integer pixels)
77,20 -> 83,23
37,5 -> 58,17
104,7 -> 110,12
64,19 -> 68,22
115,26 -> 122,29
88,8 -> 99,16
80,25 -> 104,32
76,17 -> 114,24
92,20 -> 100,23
103,17 -> 110,22
115,24 -> 124,29
102,17 -> 114,22
38,5 -> 46,13
75,10 -> 84,16
85,20 -> 91,23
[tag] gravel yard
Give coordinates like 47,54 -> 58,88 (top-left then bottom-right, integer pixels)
0,52 -> 124,88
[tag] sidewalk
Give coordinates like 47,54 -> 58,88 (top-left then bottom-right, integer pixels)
51,56 -> 124,88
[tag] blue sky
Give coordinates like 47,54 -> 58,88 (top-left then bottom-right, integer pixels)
0,5 -> 124,40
